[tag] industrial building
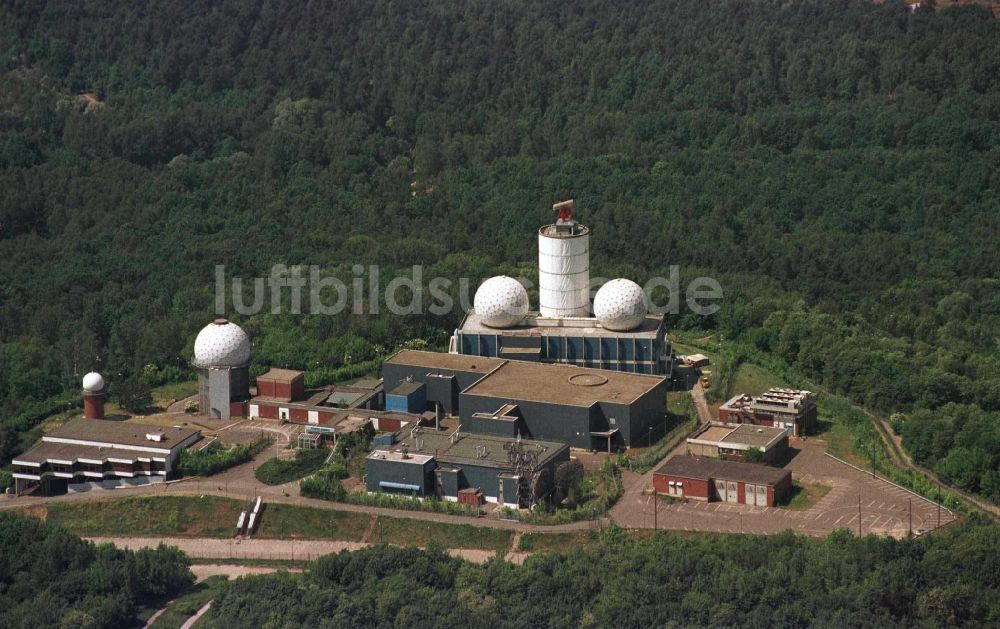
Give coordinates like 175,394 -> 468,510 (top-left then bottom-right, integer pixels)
686,422 -> 789,465
382,351 -> 506,416
382,349 -> 668,451
449,200 -> 673,377
249,368 -> 383,424
192,318 -> 252,419
653,455 -> 792,506
11,418 -> 201,495
719,388 -> 818,437
366,428 -> 569,508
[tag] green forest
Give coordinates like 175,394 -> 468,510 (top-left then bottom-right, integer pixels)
205,518 -> 1000,627
0,511 -> 193,628
0,0 -> 998,505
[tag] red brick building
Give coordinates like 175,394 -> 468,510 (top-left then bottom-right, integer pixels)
718,388 -> 817,437
653,454 -> 792,507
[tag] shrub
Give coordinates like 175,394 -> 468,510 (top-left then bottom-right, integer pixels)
255,448 -> 329,485
177,436 -> 270,477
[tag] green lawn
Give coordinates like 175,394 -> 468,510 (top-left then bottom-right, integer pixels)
370,516 -> 512,553
786,481 -> 832,510
151,381 -> 199,407
517,531 -> 594,553
255,448 -> 329,485
37,496 -> 370,541
255,503 -> 368,540
42,496 -> 241,537
149,575 -> 228,629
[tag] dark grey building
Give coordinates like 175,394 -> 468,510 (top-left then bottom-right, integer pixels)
460,359 -> 668,451
451,312 -> 673,376
381,351 -> 505,415
366,429 -> 569,508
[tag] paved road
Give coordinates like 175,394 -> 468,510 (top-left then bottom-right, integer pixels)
690,384 -> 713,424
180,601 -> 211,629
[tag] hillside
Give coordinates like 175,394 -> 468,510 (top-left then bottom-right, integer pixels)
0,0 -> 998,501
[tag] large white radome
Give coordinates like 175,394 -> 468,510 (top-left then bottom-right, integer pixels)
193,319 -> 251,367
474,276 -> 529,328
594,278 -> 647,331
82,372 -> 105,392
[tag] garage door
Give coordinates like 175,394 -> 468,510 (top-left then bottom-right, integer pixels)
744,484 -> 755,504
714,479 -> 727,501
756,484 -> 767,506
726,481 -> 738,503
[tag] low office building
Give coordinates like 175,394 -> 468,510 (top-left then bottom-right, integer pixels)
249,368 -> 383,424
11,419 -> 201,495
366,429 -> 569,508
686,422 -> 789,465
653,455 -> 792,506
381,349 -> 668,451
719,388 -> 818,437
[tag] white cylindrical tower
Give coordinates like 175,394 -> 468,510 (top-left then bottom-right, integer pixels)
538,200 -> 590,318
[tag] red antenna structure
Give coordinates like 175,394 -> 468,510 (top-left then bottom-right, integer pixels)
553,199 -> 574,223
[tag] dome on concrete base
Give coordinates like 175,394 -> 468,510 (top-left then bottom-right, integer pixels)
82,372 -> 104,393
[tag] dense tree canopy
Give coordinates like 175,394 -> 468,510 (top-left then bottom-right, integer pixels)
0,0 -> 998,498
0,511 -> 194,628
204,519 -> 1000,628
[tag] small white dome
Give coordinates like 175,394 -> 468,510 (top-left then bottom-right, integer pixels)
594,279 -> 647,331
82,372 -> 104,392
193,319 -> 251,367
474,276 -> 529,328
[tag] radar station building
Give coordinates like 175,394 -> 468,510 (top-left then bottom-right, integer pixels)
382,349 -> 668,451
191,318 -> 252,420
366,428 -> 569,508
450,200 -> 672,377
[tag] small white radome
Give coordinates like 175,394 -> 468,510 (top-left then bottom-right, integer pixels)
82,372 -> 104,392
474,276 -> 529,328
593,278 -> 647,331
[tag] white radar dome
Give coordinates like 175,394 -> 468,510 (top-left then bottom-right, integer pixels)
474,276 -> 529,328
193,318 -> 251,367
594,278 -> 647,331
82,372 -> 105,392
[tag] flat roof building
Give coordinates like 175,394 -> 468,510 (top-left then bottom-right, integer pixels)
653,454 -> 792,506
11,419 -> 201,495
382,350 -> 669,451
452,312 -> 673,376
366,428 -> 569,508
686,422 -> 789,464
719,388 -> 818,437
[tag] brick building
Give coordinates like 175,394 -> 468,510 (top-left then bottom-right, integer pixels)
653,454 -> 792,506
719,388 -> 817,437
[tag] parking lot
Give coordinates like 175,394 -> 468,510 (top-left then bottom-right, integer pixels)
612,439 -> 957,538
218,419 -> 303,460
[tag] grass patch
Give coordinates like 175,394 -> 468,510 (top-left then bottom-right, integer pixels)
255,503 -> 368,541
517,531 -> 594,553
148,575 -> 228,629
786,481 -> 832,510
151,381 -> 199,407
255,448 -> 329,485
370,516 -> 512,553
42,496 -> 241,537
